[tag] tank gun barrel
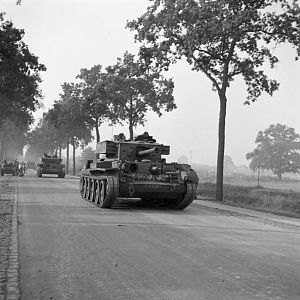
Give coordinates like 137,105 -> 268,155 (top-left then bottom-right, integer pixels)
137,146 -> 159,156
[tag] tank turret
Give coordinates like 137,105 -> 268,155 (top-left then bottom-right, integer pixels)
79,135 -> 198,209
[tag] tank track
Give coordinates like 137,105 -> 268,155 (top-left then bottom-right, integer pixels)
80,175 -> 196,210
168,181 -> 197,210
80,175 -> 119,208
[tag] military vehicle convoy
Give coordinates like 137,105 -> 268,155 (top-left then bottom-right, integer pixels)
80,133 -> 199,209
36,156 -> 65,178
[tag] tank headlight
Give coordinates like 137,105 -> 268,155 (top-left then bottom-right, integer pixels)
121,163 -> 129,173
149,164 -> 159,175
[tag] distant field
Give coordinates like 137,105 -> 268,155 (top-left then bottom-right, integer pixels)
221,178 -> 300,192
197,181 -> 300,218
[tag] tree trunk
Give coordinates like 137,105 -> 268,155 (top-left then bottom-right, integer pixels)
4,146 -> 8,161
0,132 -> 5,161
129,125 -> 134,141
72,137 -> 76,176
95,123 -> 100,143
95,118 -> 100,160
129,115 -> 134,140
129,101 -> 134,140
66,138 -> 69,174
277,171 -> 282,181
0,133 -> 7,161
95,118 -> 100,146
216,94 -> 227,201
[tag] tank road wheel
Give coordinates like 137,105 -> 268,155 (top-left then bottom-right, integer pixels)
99,180 -> 106,207
86,178 -> 92,200
79,177 -> 85,197
98,177 -> 118,208
94,180 -> 100,205
84,177 -> 90,199
89,179 -> 93,201
169,182 -> 197,210
83,177 -> 89,199
90,179 -> 96,202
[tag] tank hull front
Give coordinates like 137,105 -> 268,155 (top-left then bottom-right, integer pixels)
80,171 -> 197,209
119,181 -> 185,200
41,168 -> 63,174
37,166 -> 65,178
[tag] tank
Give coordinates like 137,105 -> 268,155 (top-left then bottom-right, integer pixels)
26,161 -> 36,170
1,161 -> 18,176
80,135 -> 199,209
36,156 -> 65,178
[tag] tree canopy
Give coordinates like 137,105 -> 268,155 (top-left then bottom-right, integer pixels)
25,119 -> 58,161
76,65 -> 113,144
127,0 -> 300,200
0,12 -> 46,121
0,12 -> 46,160
246,124 -> 300,180
79,146 -> 96,167
106,51 -> 176,140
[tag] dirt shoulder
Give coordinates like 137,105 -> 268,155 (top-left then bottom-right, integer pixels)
0,177 -> 20,300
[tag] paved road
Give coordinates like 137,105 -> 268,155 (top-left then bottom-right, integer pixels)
17,171 -> 300,300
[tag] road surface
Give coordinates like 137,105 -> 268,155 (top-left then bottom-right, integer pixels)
17,171 -> 300,300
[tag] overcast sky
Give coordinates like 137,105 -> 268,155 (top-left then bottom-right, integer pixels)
2,0 -> 300,166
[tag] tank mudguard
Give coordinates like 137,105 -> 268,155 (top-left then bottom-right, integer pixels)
186,170 -> 199,184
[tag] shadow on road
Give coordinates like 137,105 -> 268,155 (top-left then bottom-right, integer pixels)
107,199 -> 202,215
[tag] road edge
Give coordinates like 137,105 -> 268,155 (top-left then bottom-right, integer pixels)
5,178 -> 20,300
193,199 -> 300,228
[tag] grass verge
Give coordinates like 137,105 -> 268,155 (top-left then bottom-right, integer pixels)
197,182 -> 300,218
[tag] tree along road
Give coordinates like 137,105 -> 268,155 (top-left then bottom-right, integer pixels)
18,172 -> 300,300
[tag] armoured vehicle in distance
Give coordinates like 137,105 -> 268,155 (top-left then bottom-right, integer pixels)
1,161 -> 18,176
37,156 -> 65,178
26,161 -> 36,170
80,133 -> 199,209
